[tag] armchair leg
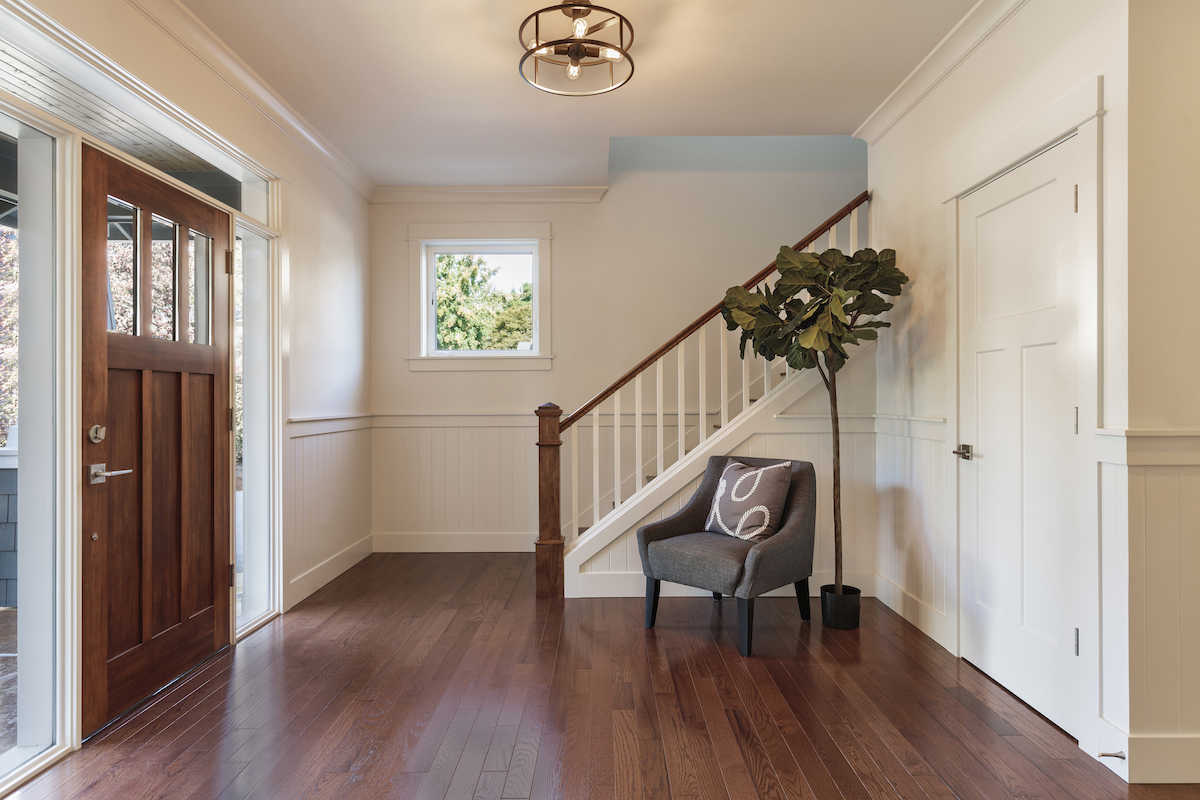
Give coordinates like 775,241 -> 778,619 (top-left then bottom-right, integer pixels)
795,578 -> 811,621
645,578 -> 661,629
737,597 -> 754,657
712,592 -> 722,602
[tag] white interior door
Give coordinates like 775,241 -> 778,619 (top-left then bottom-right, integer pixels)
958,134 -> 1083,737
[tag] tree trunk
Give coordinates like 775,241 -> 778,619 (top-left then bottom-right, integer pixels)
826,350 -> 843,595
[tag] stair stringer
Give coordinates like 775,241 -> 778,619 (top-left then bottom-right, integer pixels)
562,362 -> 828,598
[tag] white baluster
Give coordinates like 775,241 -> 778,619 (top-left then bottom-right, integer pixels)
613,389 -> 621,508
742,346 -> 751,413
677,342 -> 686,463
571,424 -> 578,540
635,374 -> 643,491
829,219 -> 837,251
656,358 -> 664,481
850,207 -> 858,254
698,323 -> 707,444
764,352 -> 771,395
720,325 -> 729,428
592,410 -> 600,526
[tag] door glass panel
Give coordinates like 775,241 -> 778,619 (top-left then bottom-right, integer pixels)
150,216 -> 176,340
235,230 -> 272,630
106,197 -> 136,335
188,231 -> 211,345
0,112 -> 57,781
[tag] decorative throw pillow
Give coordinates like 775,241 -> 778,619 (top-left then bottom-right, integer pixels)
704,460 -> 792,542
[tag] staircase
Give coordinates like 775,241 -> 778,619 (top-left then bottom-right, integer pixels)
534,192 -> 870,597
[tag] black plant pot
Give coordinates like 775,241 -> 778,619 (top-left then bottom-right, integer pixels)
821,584 -> 861,629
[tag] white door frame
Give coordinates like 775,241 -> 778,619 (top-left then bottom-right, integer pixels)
949,77 -> 1107,764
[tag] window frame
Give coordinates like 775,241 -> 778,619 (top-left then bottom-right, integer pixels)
407,222 -> 553,371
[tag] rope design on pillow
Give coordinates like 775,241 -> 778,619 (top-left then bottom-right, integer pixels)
706,461 -> 791,540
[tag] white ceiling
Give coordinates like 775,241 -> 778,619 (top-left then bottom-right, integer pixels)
178,0 -> 977,188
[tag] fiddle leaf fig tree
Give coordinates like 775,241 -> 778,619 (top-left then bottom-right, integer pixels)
721,247 -> 909,595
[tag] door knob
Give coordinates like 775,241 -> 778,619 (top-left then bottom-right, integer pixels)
89,463 -> 133,485
952,444 -> 973,461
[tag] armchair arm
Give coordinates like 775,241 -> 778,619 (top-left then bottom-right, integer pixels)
636,457 -> 727,574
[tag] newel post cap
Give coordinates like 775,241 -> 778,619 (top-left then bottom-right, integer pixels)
536,403 -> 562,417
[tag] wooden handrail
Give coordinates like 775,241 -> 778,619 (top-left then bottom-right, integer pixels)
558,190 -> 870,432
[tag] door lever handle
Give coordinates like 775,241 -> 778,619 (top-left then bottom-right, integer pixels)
89,463 -> 133,485
952,444 -> 973,461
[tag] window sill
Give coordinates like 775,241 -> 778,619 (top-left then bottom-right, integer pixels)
408,355 -> 553,372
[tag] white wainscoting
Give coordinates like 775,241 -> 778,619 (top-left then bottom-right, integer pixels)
873,417 -> 954,649
283,417 -> 373,609
578,429 -> 878,598
1126,454 -> 1200,782
371,415 -> 539,552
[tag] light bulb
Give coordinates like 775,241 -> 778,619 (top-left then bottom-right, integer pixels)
601,47 -> 622,61
572,17 -> 588,38
566,61 -> 582,80
528,39 -> 552,56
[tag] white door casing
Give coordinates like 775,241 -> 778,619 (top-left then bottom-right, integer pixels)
957,133 -> 1085,738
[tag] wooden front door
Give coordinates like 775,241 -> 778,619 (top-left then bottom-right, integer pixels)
81,145 -> 231,736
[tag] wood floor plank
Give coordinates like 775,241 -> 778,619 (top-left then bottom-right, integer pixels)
15,555 -> 1200,800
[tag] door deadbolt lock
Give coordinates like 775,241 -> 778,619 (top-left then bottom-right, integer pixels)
89,425 -> 107,444
952,444 -> 973,461
91,532 -> 98,541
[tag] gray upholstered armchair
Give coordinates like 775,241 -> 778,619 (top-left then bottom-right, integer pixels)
636,455 -> 817,656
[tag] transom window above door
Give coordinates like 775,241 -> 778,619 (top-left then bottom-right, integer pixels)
105,195 -> 214,344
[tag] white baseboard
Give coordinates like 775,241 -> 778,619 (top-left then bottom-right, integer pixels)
873,573 -> 957,654
575,570 -> 877,599
284,533 -> 372,610
1129,735 -> 1200,783
373,531 -> 536,553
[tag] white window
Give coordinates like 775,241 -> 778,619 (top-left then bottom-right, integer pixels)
408,223 -> 552,371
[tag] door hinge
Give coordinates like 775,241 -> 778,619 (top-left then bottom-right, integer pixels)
226,250 -> 234,274
230,408 -> 235,431
1074,406 -> 1079,435
1075,627 -> 1080,656
1074,184 -> 1078,213
229,564 -> 235,587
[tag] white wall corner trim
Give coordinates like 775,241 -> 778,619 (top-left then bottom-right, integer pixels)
374,532 -> 537,553
109,0 -> 374,198
374,185 -> 607,205
853,0 -> 1033,145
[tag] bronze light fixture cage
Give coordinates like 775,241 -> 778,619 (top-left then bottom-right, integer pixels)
518,1 -> 634,96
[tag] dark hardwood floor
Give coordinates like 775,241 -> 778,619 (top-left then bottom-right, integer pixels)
10,553 -> 1199,799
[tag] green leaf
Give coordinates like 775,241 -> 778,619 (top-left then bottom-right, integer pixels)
830,294 -> 848,324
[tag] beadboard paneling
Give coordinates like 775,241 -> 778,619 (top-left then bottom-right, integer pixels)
284,426 -> 372,609
580,431 -> 877,594
1129,464 -> 1200,736
371,424 -> 538,544
875,432 -> 950,616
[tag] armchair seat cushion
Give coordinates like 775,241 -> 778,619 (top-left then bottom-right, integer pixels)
647,531 -> 755,596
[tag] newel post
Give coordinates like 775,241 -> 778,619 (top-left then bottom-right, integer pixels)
535,403 -> 564,598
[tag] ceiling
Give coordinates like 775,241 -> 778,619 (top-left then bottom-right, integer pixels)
177,0 -> 977,188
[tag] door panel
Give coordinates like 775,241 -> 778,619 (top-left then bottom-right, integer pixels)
958,135 -> 1082,736
82,145 -> 230,736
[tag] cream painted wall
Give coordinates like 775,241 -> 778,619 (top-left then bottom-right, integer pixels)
860,0 -> 1135,779
20,0 -> 374,609
369,137 -> 866,417
1128,0 -> 1200,431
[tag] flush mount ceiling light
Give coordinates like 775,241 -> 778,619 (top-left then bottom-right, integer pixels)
518,1 -> 634,96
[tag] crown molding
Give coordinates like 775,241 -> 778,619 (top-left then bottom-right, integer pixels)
0,0 -> 374,199
124,0 -> 375,199
373,185 -> 608,205
854,0 -> 1032,146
